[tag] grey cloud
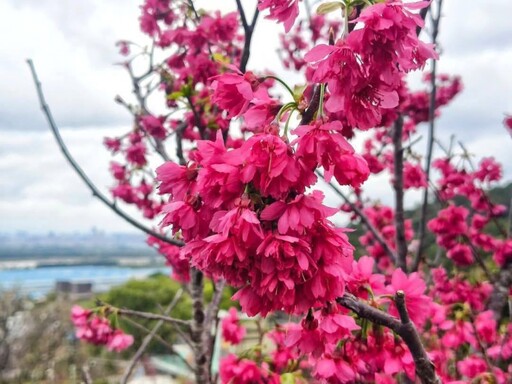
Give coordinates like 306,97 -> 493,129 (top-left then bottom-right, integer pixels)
441,0 -> 512,56
0,128 -> 153,233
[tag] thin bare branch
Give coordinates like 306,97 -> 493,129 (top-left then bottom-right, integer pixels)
121,316 -> 195,370
176,120 -> 188,165
114,306 -> 191,330
121,289 -> 185,384
190,268 -> 209,383
337,292 -> 440,384
236,0 -> 260,72
300,85 -> 321,125
205,279 -> 226,369
26,59 -> 184,247
392,116 -> 408,270
81,365 -> 92,384
412,0 -> 443,272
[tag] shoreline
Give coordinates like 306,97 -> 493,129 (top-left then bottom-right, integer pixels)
0,256 -> 165,270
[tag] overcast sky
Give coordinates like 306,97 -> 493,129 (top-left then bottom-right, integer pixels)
1,0 -> 511,234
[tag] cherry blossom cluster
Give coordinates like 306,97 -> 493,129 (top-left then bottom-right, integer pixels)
216,257 -> 434,382
71,305 -> 134,352
156,129 -> 356,316
105,134 -> 163,220
305,1 -> 437,130
428,155 -> 510,267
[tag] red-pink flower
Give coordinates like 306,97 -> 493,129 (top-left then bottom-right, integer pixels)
139,115 -> 167,140
494,239 -> 512,267
104,137 -> 121,153
210,71 -> 260,117
221,308 -> 246,345
504,115 -> 512,137
116,40 -> 131,56
260,191 -> 336,235
156,161 -> 198,200
71,305 -> 133,352
346,256 -> 385,298
293,121 -> 370,188
314,354 -> 356,383
447,243 -> 473,266
403,162 -> 427,189
219,354 -> 279,384
457,356 -> 487,379
125,142 -> 147,167
258,0 -> 300,32
386,269 -> 431,327
107,330 -> 134,352
240,132 -> 315,198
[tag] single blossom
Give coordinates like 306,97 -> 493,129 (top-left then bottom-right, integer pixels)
258,0 -> 300,32
221,307 -> 246,345
210,71 -> 261,117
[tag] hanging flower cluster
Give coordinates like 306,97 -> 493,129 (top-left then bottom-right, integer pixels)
71,306 -> 134,352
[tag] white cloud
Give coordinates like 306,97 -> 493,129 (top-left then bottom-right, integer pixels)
1,0 -> 511,234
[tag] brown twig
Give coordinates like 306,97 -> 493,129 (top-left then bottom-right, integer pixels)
26,59 -> 184,247
121,289 -> 186,384
468,313 -> 496,376
300,85 -> 321,125
412,0 -> 443,272
190,268 -> 209,384
392,116 -> 408,270
111,306 -> 191,330
121,316 -> 194,369
337,292 -> 440,384
235,0 -> 260,73
175,121 -> 188,165
205,279 -> 226,369
81,365 -> 92,384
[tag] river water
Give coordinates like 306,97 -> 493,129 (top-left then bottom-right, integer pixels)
0,265 -> 169,297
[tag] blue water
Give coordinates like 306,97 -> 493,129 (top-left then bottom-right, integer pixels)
0,265 -> 170,297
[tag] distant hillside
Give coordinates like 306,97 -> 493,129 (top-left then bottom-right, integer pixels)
348,181 -> 511,258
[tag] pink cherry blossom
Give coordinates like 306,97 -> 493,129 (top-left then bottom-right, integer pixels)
221,308 -> 246,345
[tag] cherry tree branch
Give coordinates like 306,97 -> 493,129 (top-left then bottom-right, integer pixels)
337,292 -> 440,384
412,0 -> 443,272
81,365 -> 92,384
190,268 -> 210,384
489,263 -> 512,320
176,120 -> 188,165
235,0 -> 260,72
125,56 -> 172,163
300,85 -> 321,125
392,116 -> 408,270
205,279 -> 226,367
122,314 -> 194,351
26,59 -> 184,247
112,306 -> 191,330
121,289 -> 185,384
187,0 -> 200,20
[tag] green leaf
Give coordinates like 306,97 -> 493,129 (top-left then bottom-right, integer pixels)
167,91 -> 183,101
316,1 -> 344,15
281,373 -> 296,384
212,52 -> 229,65
293,84 -> 307,103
